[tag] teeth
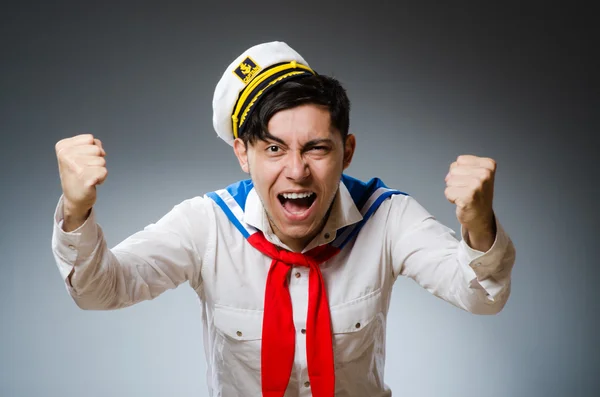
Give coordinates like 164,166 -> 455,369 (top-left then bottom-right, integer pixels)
281,192 -> 314,200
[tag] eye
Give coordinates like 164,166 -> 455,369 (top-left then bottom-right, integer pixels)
267,145 -> 280,153
309,146 -> 329,153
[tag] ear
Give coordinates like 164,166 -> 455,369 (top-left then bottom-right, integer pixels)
233,138 -> 250,173
342,134 -> 356,170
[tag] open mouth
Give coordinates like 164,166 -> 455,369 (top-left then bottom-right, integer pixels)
277,191 -> 317,216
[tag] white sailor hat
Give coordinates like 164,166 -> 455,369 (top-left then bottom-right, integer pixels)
212,41 -> 317,146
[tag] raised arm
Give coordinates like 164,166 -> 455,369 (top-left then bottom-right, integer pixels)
390,155 -> 516,314
52,134 -> 207,310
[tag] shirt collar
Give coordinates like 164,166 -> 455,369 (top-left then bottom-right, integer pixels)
243,180 -> 363,251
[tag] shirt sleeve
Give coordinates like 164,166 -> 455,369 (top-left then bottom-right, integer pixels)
51,194 -> 210,310
388,194 -> 516,315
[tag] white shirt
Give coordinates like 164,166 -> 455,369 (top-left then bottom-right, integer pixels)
51,178 -> 515,397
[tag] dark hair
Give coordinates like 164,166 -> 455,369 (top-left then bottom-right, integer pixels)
239,74 -> 350,146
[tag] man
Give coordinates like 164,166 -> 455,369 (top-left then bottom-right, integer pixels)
52,41 -> 516,397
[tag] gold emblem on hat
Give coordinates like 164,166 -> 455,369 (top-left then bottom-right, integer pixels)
233,56 -> 261,85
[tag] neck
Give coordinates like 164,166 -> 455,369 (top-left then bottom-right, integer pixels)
270,201 -> 335,253
281,234 -> 315,253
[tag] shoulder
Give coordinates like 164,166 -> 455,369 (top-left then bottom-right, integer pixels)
152,195 -> 217,232
163,185 -> 239,224
171,194 -> 215,213
341,173 -> 411,208
175,179 -> 254,211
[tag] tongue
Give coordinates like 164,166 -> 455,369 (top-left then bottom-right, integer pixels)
283,197 -> 312,213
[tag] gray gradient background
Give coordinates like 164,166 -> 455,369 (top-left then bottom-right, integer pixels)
1,1 -> 598,396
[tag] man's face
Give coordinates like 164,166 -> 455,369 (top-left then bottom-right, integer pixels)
233,104 -> 355,251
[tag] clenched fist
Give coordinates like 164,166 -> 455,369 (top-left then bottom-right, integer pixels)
55,134 -> 107,229
444,154 -> 497,251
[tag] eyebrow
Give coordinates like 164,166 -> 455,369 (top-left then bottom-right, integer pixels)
303,138 -> 334,147
262,132 -> 286,146
262,134 -> 334,149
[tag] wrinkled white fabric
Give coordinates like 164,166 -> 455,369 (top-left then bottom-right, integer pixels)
51,180 -> 515,396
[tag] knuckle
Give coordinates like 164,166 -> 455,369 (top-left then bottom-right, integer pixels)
56,139 -> 72,155
98,171 -> 108,185
479,168 -> 491,180
78,134 -> 95,145
62,151 -> 76,167
75,167 -> 86,180
83,178 -> 94,188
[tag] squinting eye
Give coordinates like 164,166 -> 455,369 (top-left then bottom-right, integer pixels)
311,146 -> 328,152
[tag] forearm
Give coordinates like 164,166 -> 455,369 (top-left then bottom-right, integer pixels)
398,231 -> 514,315
450,217 -> 516,314
63,248 -> 171,311
465,214 -> 497,252
52,195 -> 203,310
391,196 -> 516,315
53,207 -> 135,310
62,205 -> 92,232
449,242 -> 515,315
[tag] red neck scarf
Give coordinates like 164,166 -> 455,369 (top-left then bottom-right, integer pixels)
247,231 -> 340,397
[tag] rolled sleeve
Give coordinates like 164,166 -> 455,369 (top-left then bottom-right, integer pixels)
52,195 -> 103,288
457,217 -> 514,302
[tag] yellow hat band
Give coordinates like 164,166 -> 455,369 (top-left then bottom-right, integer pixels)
232,61 -> 316,139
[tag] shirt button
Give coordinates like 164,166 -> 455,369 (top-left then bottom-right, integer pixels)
301,328 -> 306,334
295,272 -> 301,278
236,331 -> 242,337
304,381 -> 310,388
355,322 -> 361,329
324,232 -> 330,239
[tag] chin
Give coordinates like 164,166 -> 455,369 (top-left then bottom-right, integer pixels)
277,222 -> 314,239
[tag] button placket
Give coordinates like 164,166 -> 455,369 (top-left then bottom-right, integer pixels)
291,267 -> 308,284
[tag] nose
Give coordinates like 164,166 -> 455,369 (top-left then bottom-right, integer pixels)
284,151 -> 310,181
